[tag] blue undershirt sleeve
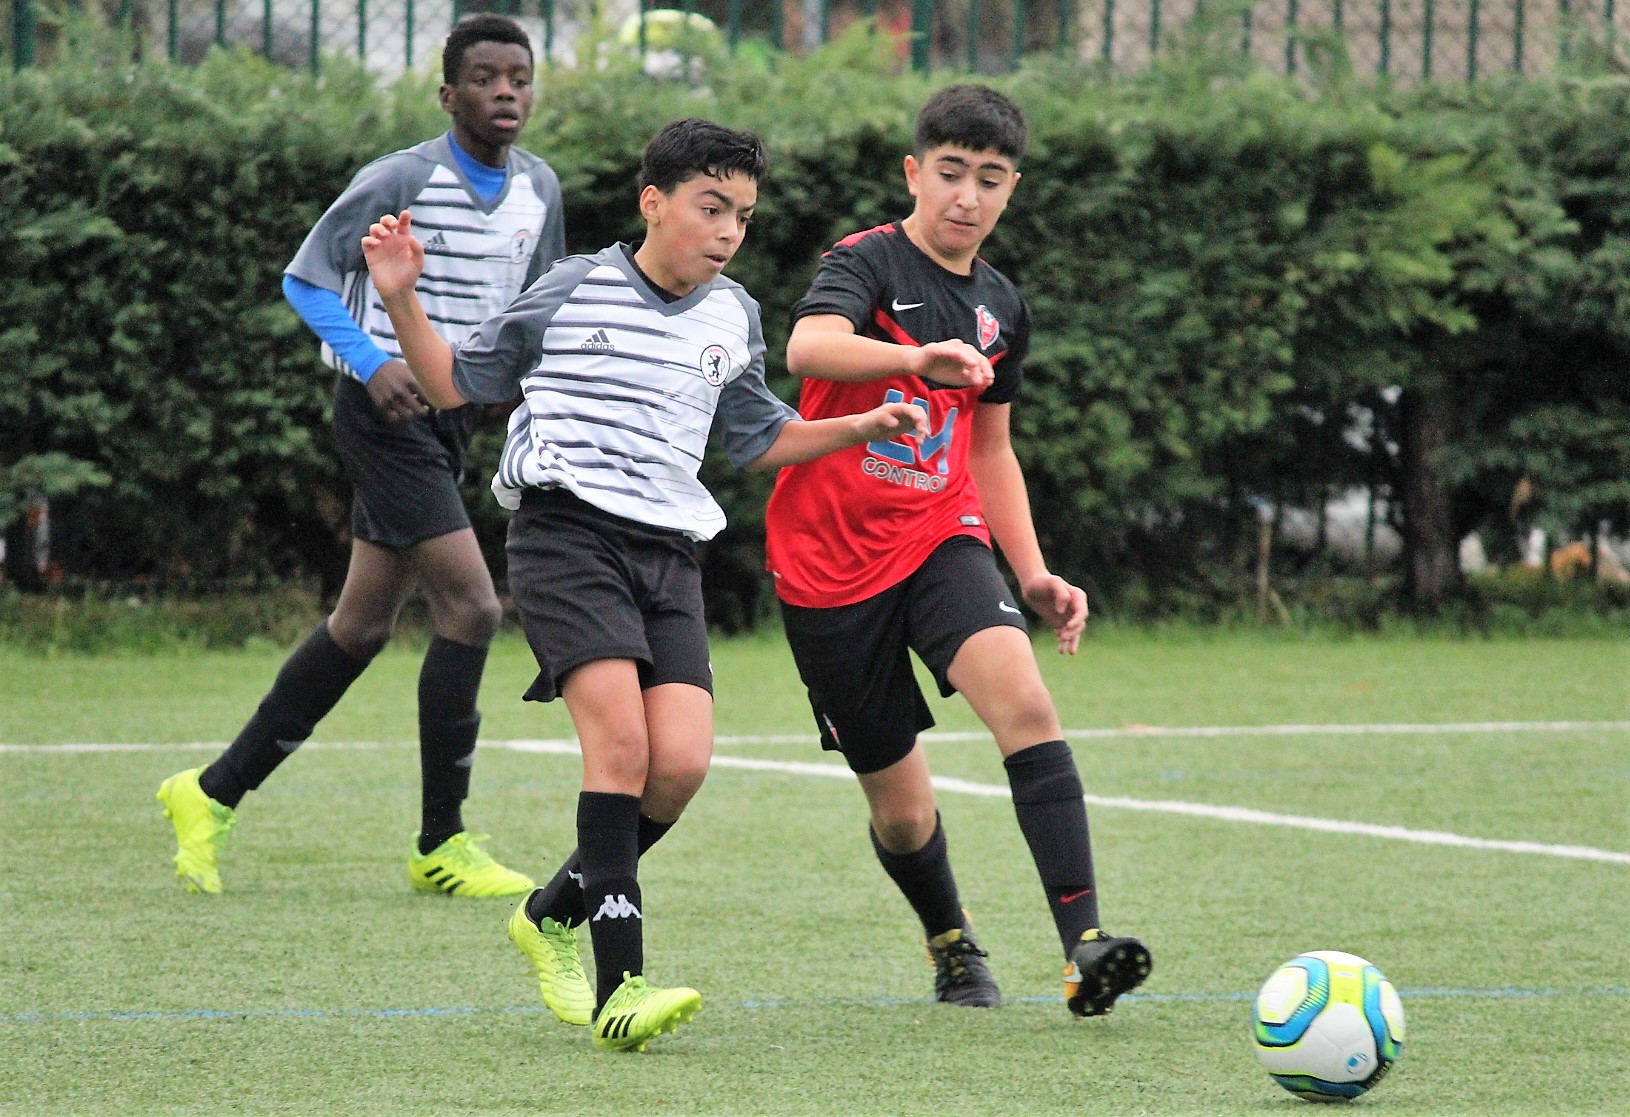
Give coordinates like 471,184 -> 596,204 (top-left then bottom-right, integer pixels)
282,274 -> 394,383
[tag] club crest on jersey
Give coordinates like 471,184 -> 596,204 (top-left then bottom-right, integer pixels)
510,229 -> 532,263
975,304 -> 1000,350
699,344 -> 731,386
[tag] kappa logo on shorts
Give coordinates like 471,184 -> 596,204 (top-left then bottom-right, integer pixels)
592,893 -> 643,921
699,344 -> 731,386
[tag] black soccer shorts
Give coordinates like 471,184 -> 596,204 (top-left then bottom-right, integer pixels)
331,376 -> 478,551
778,534 -> 1028,775
506,487 -> 713,704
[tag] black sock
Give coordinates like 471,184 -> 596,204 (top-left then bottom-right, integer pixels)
416,635 -> 489,855
199,623 -> 372,809
1005,739 -> 1100,953
577,791 -> 644,1011
527,814 -> 674,928
870,814 -> 963,940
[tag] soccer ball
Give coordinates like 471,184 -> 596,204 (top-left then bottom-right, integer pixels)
1252,951 -> 1405,1102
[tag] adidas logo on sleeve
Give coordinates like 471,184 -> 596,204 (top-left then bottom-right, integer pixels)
592,893 -> 642,921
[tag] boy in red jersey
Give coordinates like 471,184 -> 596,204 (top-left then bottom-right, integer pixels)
764,84 -> 1152,1016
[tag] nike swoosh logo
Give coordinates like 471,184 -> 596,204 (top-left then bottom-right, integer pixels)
998,601 -> 1022,615
891,298 -> 924,311
1060,889 -> 1093,903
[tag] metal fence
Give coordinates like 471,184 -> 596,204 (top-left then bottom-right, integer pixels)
6,0 -> 1629,78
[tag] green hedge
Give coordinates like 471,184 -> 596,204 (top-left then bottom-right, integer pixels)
3,29 -> 1629,620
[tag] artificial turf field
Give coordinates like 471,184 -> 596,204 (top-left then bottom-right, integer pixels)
2,629 -> 1627,1115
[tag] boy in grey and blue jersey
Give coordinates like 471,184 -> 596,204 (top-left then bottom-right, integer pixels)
158,15 -> 561,900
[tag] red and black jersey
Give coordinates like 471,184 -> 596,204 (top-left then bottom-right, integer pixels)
765,222 -> 1031,608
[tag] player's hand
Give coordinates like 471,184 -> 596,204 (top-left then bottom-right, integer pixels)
854,400 -> 929,443
910,340 -> 995,390
361,210 -> 424,299
1021,572 -> 1089,655
366,359 -> 430,423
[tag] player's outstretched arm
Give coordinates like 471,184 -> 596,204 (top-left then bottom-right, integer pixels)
745,402 -> 928,472
788,315 -> 994,389
361,210 -> 467,410
967,402 -> 1089,654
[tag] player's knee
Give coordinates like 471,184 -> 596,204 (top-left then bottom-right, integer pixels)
872,806 -> 937,854
436,586 -> 502,645
326,614 -> 392,660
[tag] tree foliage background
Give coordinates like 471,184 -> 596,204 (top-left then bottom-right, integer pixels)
3,25 -> 1628,622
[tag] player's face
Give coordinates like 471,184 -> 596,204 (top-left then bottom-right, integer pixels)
903,144 -> 1019,269
638,171 -> 757,295
440,40 -> 535,166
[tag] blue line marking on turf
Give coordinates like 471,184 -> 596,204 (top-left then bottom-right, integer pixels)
4,987 -> 1627,1026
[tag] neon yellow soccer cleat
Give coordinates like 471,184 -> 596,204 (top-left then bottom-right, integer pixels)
408,832 -> 534,897
591,974 -> 702,1053
157,767 -> 237,894
508,899 -> 594,1026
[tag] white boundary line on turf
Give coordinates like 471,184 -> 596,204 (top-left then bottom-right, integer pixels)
6,729 -> 1629,866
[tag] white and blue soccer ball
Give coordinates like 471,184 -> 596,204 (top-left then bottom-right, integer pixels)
1252,951 -> 1405,1102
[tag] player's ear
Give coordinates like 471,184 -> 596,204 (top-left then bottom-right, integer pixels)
903,154 -> 920,198
437,83 -> 455,113
638,184 -> 666,227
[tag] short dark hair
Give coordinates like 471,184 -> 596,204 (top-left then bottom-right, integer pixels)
914,84 -> 1027,163
638,118 -> 768,194
443,14 -> 533,85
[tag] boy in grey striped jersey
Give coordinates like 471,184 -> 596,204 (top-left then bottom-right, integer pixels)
362,118 -> 927,1052
158,15 -> 561,899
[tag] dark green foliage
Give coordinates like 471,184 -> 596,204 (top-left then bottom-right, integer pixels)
4,31 -> 1630,622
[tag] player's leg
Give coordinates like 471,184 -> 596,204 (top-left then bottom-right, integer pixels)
919,538 -> 1151,1015
157,539 -> 409,893
399,526 -> 532,895
780,590 -> 999,1007
503,491 -> 701,1045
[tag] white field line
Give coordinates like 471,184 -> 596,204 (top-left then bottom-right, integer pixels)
5,725 -> 1629,865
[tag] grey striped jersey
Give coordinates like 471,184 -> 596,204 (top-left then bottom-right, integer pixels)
285,133 -> 565,378
450,244 -> 798,541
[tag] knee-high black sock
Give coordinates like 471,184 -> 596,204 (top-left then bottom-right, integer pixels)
1005,739 -> 1100,954
527,814 -> 674,928
416,635 -> 489,854
199,623 -> 372,808
577,791 -> 644,1011
870,814 -> 964,940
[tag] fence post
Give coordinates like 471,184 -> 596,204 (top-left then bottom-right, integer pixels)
1467,0 -> 1478,78
1149,0 -> 1160,55
1422,0 -> 1432,79
911,0 -> 931,71
263,0 -> 273,57
168,0 -> 178,59
1512,0 -> 1523,71
1102,0 -> 1114,63
11,0 -> 37,67
215,0 -> 227,47
1012,0 -> 1026,68
1378,0 -> 1390,74
358,0 -> 367,60
967,0 -> 979,69
1285,0 -> 1297,73
1059,0 -> 1073,55
544,0 -> 554,63
309,0 -> 320,74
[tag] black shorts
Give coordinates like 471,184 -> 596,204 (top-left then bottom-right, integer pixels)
778,534 -> 1028,775
506,487 -> 713,704
332,376 -> 479,551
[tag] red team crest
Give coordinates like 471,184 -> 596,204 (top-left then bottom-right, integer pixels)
975,304 -> 1000,350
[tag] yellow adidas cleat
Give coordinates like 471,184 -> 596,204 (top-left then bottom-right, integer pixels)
408,832 -> 534,897
508,898 -> 594,1026
592,973 -> 702,1053
157,767 -> 236,894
